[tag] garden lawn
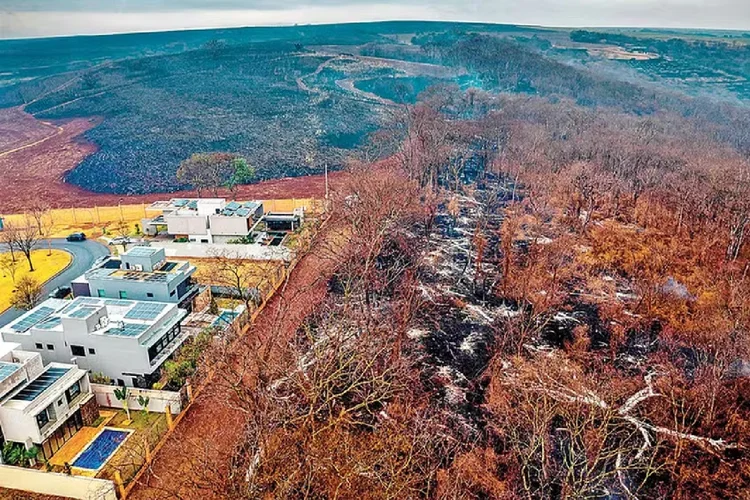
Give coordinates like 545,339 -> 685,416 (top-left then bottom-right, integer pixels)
0,249 -> 71,313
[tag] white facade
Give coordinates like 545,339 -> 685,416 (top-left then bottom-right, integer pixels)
147,198 -> 262,243
0,342 -> 93,457
70,247 -> 197,304
1,297 -> 188,388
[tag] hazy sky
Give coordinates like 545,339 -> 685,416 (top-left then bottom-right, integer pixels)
1,0 -> 749,39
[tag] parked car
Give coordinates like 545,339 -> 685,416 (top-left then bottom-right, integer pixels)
48,286 -> 72,299
108,236 -> 131,246
66,232 -> 86,242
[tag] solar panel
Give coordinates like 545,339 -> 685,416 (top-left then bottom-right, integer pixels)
124,302 -> 167,320
173,199 -> 188,207
243,201 -> 260,209
106,323 -> 149,337
187,200 -> 198,210
225,201 -> 241,211
11,367 -> 71,401
104,299 -> 133,307
36,317 -> 62,330
235,208 -> 251,217
127,247 -> 158,257
69,306 -> 97,318
10,307 -> 56,333
0,362 -> 20,383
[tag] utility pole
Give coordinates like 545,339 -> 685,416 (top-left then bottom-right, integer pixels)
324,162 -> 329,201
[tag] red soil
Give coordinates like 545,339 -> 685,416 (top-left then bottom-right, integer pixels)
0,108 -> 344,214
129,219 -> 343,499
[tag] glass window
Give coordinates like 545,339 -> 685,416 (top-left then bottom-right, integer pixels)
147,292 -> 154,298
97,289 -> 106,297
88,348 -> 96,355
66,381 -> 81,403
119,291 -> 128,299
35,343 -> 43,349
46,344 -> 54,351
36,410 -> 49,429
71,345 -> 86,357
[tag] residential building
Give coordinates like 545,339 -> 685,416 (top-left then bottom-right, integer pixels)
70,246 -> 198,308
0,341 -> 97,461
1,297 -> 189,388
143,198 -> 263,244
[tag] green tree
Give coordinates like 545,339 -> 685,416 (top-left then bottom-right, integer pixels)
2,442 -> 38,467
225,157 -> 256,199
114,386 -> 131,421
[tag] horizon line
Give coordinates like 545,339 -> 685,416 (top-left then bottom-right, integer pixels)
1,18 -> 748,43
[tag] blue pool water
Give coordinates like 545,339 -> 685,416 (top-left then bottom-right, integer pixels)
213,310 -> 239,327
72,428 -> 130,470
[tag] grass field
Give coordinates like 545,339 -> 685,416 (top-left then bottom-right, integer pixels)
1,198 -> 322,240
0,249 -> 72,313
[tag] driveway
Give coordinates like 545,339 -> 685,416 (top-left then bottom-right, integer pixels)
0,238 -> 110,327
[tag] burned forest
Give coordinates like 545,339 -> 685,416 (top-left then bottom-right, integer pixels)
140,83 -> 750,499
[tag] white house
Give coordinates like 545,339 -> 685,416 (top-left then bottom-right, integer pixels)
143,198 -> 263,243
1,297 -> 189,388
70,246 -> 198,308
0,342 -> 96,462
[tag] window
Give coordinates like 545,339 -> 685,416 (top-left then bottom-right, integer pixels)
66,381 -> 81,403
170,290 -> 176,296
70,345 -> 86,357
35,343 -> 43,349
57,399 -> 63,407
46,344 -> 54,351
117,379 -> 125,387
97,289 -> 106,297
36,409 -> 49,429
119,291 -> 128,299
88,348 -> 96,355
146,292 -> 154,298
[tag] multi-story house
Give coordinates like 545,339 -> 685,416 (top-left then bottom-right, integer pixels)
1,297 -> 188,388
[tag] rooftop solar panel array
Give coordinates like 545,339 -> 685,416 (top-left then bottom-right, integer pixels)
124,303 -> 167,321
103,299 -> 133,308
11,367 -> 71,401
225,201 -> 241,211
69,306 -> 97,318
10,307 -> 56,333
36,317 -> 62,330
235,208 -> 251,217
127,247 -> 159,257
0,362 -> 20,383
105,322 -> 149,337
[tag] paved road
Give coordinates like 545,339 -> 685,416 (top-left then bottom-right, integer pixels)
0,239 -> 110,327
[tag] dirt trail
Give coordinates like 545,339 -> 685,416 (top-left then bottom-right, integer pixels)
129,220 -> 343,500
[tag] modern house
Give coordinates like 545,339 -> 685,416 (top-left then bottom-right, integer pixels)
1,297 -> 189,388
143,198 -> 264,244
70,246 -> 198,308
0,341 -> 96,461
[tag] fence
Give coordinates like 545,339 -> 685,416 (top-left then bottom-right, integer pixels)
121,209 -> 330,499
91,384 -> 182,414
0,464 -> 116,500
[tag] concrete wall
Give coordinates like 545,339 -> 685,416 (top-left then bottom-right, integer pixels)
91,384 -> 182,414
164,214 -> 208,236
0,464 -> 116,500
208,215 -> 251,236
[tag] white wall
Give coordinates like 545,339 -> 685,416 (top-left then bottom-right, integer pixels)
0,464 -> 116,500
91,384 -> 182,414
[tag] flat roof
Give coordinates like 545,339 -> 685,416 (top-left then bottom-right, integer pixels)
11,366 -> 71,402
1,297 -> 181,340
124,246 -> 161,258
0,361 -> 21,384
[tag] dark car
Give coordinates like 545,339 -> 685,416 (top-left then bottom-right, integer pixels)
48,286 -> 72,299
66,232 -> 86,242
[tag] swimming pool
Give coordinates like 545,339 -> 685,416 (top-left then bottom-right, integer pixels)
72,428 -> 132,471
212,310 -> 239,328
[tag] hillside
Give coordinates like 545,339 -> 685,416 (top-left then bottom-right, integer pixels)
1,21 -> 749,196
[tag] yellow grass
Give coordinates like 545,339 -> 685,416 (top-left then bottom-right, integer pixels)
0,249 -> 72,313
2,198 -> 322,240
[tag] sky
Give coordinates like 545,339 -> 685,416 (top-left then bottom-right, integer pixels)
1,0 -> 749,39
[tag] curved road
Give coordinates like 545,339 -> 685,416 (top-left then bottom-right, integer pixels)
0,239 -> 110,327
